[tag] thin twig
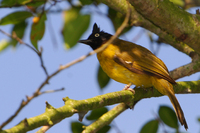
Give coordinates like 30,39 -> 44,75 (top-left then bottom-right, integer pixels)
39,47 -> 49,77
40,88 -> 64,94
0,29 -> 49,77
36,125 -> 53,133
0,87 -> 64,129
36,119 -> 61,133
0,29 -> 38,53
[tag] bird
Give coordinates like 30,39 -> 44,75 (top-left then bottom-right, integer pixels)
78,23 -> 188,130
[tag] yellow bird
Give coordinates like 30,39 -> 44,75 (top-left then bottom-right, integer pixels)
79,23 -> 188,130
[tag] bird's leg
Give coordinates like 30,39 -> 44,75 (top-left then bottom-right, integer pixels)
123,83 -> 132,90
123,83 -> 135,94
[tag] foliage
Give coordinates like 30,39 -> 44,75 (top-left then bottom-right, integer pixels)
0,0 -> 200,133
140,106 -> 180,133
97,65 -> 110,89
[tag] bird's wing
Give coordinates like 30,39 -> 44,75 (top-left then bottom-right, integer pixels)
113,44 -> 176,84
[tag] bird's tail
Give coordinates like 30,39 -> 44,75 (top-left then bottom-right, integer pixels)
153,78 -> 188,130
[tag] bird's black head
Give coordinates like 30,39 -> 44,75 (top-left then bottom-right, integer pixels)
79,23 -> 112,50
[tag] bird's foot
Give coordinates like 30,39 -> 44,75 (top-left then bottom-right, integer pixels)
122,83 -> 135,94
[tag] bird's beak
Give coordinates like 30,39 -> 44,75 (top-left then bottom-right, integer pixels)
78,39 -> 92,45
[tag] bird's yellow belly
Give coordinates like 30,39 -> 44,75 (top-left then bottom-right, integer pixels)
97,50 -> 153,87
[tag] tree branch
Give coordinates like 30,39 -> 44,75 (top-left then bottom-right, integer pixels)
133,80 -> 200,101
82,80 -> 200,133
0,91 -> 134,133
1,79 -> 199,133
36,125 -> 53,133
2,78 -> 198,133
128,0 -> 200,55
0,88 -> 64,129
184,0 -> 200,9
98,0 -> 195,56
0,29 -> 49,77
170,56 -> 200,80
82,103 -> 128,133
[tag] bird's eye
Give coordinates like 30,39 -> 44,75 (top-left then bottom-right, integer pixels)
95,33 -> 100,37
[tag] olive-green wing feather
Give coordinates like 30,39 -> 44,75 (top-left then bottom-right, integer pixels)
113,40 -> 176,84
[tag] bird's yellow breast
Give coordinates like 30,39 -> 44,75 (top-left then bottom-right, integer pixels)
97,44 -> 153,87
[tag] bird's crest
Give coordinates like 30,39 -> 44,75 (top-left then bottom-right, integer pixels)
92,23 -> 100,33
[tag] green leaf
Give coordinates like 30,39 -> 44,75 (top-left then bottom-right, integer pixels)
10,21 -> 27,46
97,65 -> 110,89
17,0 -> 32,5
0,0 -> 41,6
71,122 -> 84,133
30,14 -> 46,50
0,40 -> 10,52
97,125 -> 111,133
198,117 -> 200,122
158,105 -> 178,129
0,11 -> 32,25
140,120 -> 159,133
26,1 -> 45,7
108,7 -> 132,35
1,0 -> 18,6
86,107 -> 108,121
0,0 -> 15,6
63,7 -> 90,49
79,0 -> 93,5
169,0 -> 184,7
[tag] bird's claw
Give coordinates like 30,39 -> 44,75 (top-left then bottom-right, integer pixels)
122,84 -> 135,94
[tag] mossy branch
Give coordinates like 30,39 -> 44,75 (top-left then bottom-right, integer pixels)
170,56 -> 200,80
0,91 -> 134,133
128,0 -> 200,55
83,80 -> 200,133
97,0 -> 195,56
82,103 -> 128,133
2,80 -> 199,133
